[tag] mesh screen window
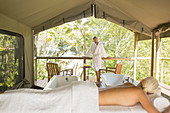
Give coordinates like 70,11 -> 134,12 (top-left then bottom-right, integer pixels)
0,29 -> 25,92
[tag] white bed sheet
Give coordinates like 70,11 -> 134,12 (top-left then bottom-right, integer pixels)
0,81 -> 99,113
99,103 -> 147,113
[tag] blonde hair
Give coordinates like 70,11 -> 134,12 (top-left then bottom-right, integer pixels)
138,77 -> 159,93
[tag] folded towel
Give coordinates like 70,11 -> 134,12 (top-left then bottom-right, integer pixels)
154,97 -> 169,112
100,73 -> 125,87
148,93 -> 170,112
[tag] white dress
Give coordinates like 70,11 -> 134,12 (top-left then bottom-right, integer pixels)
86,42 -> 108,71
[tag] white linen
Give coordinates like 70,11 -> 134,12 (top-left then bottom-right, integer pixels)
99,103 -> 147,113
86,42 -> 108,71
100,73 -> 139,87
0,81 -> 99,113
44,75 -> 78,90
72,81 -> 99,113
100,73 -> 125,87
148,93 -> 170,112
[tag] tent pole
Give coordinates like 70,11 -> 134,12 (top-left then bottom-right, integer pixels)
32,30 -> 36,85
34,34 -> 38,82
83,57 -> 86,81
93,4 -> 96,18
151,31 -> 155,77
160,60 -> 164,83
155,34 -> 161,80
91,4 -> 93,16
133,32 -> 138,80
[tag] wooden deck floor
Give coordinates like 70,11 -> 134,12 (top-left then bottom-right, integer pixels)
34,79 -> 48,88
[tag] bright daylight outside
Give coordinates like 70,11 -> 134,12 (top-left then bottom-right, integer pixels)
34,17 -> 170,90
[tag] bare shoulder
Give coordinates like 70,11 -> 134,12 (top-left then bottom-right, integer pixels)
128,86 -> 144,95
128,86 -> 142,94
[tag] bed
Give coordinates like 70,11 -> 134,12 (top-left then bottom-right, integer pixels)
44,75 -> 148,113
0,81 -> 99,113
99,73 -> 169,112
0,75 -> 169,113
98,74 -> 147,113
99,104 -> 146,113
44,74 -> 169,113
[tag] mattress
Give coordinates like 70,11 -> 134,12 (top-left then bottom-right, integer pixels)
99,103 -> 147,113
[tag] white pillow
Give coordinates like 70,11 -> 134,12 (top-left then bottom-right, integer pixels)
100,73 -> 125,87
148,93 -> 170,112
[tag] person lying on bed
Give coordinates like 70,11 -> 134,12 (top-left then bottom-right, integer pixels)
99,77 -> 165,113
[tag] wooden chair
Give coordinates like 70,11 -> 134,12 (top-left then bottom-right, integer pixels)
99,63 -> 123,82
47,63 -> 60,81
46,63 -> 73,81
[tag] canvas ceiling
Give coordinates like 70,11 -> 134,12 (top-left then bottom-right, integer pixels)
0,0 -> 170,40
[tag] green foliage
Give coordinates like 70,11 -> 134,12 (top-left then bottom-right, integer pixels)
0,33 -> 24,92
159,38 -> 170,85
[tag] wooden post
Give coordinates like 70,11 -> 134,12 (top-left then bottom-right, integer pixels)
34,34 -> 38,81
83,57 -> 86,81
83,34 -> 86,55
91,4 -> 93,16
93,4 -> 96,18
151,31 -> 155,77
32,31 -> 36,84
155,35 -> 161,80
160,60 -> 164,83
133,32 -> 138,80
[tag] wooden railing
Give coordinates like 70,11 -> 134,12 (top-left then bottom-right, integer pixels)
35,57 -> 134,81
34,56 -> 170,86
159,58 -> 170,83
36,56 -> 134,60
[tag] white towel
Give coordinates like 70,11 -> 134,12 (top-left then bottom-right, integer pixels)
148,93 -> 170,112
72,81 -> 99,113
0,81 -> 99,113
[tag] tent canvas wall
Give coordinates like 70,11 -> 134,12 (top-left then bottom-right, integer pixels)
0,13 -> 33,86
0,0 -> 170,87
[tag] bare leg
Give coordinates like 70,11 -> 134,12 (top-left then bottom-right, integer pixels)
95,71 -> 100,82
